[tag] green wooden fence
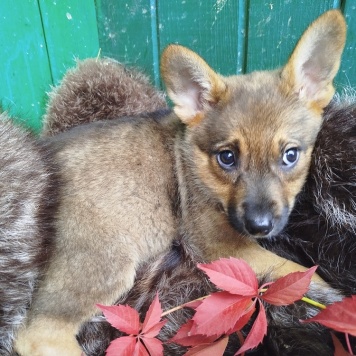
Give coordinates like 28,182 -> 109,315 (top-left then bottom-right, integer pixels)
0,0 -> 355,133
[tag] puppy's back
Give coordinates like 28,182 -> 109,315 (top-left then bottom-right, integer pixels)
32,113 -> 180,320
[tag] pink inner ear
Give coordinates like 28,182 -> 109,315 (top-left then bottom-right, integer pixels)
300,68 -> 322,99
297,37 -> 336,100
299,54 -> 330,99
178,78 -> 204,113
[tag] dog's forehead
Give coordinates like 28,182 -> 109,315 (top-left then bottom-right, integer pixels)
223,70 -> 288,114
196,70 -> 320,150
217,70 -> 312,131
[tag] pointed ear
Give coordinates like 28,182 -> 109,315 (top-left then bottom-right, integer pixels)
282,10 -> 346,110
160,45 -> 228,125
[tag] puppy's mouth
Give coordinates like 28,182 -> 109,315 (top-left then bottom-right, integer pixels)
227,206 -> 289,239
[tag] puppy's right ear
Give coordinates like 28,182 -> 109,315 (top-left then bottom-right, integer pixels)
282,10 -> 346,110
160,45 -> 228,125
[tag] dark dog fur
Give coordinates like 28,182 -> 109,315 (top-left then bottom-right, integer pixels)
42,58 -> 167,136
0,114 -> 57,355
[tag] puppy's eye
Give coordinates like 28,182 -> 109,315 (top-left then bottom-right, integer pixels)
217,150 -> 236,170
282,148 -> 299,167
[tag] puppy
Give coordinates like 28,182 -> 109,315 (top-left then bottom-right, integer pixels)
15,10 -> 346,355
77,96 -> 356,355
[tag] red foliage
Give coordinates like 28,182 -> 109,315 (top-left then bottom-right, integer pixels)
97,293 -> 167,356
184,336 -> 229,356
197,258 -> 258,297
331,333 -> 352,356
98,258 -> 356,356
169,258 -> 314,355
261,266 -> 317,305
302,295 -> 356,336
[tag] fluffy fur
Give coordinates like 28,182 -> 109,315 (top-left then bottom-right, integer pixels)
0,114 -> 56,355
42,58 -> 167,136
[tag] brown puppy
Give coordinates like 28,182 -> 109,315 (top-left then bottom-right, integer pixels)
15,10 -> 346,355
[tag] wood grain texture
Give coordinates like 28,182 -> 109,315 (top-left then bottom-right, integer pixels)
38,0 -> 100,84
95,0 -> 158,80
0,0 -> 355,131
0,0 -> 99,132
0,0 -> 52,132
89,0 -> 356,90
245,0 -> 337,72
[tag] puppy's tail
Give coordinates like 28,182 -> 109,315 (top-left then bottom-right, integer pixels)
42,58 -> 167,136
0,113 -> 56,355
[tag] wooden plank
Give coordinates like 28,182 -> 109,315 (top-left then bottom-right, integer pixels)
0,0 -> 52,132
237,0 -> 248,74
245,0 -> 336,73
157,0 -> 239,76
337,0 -> 356,90
38,0 -> 100,84
95,0 -> 157,81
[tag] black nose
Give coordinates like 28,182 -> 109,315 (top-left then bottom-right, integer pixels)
244,214 -> 273,236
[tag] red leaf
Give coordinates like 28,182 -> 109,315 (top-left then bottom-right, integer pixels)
331,333 -> 352,356
235,301 -> 267,355
261,266 -> 317,306
226,301 -> 256,335
142,294 -> 164,335
198,258 -> 258,297
97,304 -> 140,335
184,336 -> 229,356
302,295 -> 356,336
191,292 -> 251,337
106,336 -> 137,356
143,320 -> 167,339
170,320 -> 216,347
141,336 -> 164,355
133,340 -> 150,356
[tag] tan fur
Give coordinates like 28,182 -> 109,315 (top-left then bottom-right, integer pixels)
15,10 -> 346,355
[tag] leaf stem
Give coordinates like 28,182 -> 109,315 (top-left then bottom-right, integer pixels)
300,296 -> 326,310
161,295 -> 210,317
345,333 -> 355,355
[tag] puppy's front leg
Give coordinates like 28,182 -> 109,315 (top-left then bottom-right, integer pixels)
232,240 -> 326,285
15,317 -> 81,356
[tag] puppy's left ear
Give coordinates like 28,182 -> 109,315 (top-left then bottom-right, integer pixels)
160,44 -> 227,125
282,10 -> 346,110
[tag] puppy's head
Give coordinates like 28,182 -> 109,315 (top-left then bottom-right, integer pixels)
161,10 -> 346,238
